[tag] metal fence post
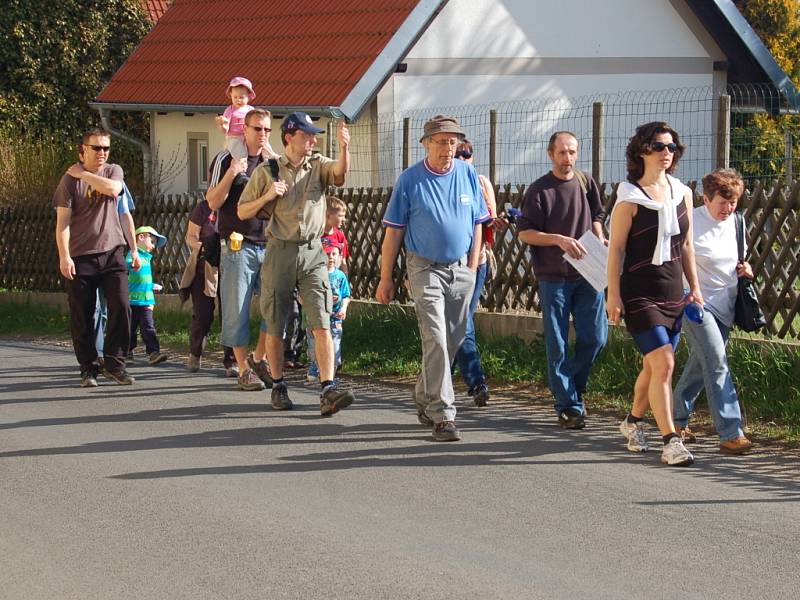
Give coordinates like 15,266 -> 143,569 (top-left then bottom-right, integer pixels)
716,94 -> 731,169
402,117 -> 410,170
592,102 -> 604,184
490,109 -> 498,184
785,129 -> 794,183
325,120 -> 334,157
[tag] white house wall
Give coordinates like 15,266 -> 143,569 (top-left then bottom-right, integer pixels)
152,112 -> 285,196
372,0 -> 725,185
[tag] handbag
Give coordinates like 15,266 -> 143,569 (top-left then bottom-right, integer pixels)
733,212 -> 766,332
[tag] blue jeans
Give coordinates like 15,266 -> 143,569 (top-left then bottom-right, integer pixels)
673,314 -> 744,441
94,288 -> 107,356
454,261 -> 487,392
538,278 -> 608,414
308,322 -> 342,378
220,241 -> 266,348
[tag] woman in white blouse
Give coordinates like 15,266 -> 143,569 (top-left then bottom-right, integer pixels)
672,168 -> 754,454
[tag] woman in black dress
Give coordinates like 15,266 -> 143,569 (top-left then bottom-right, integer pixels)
607,122 -> 703,466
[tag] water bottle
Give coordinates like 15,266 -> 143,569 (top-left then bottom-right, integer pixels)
684,300 -> 704,324
506,207 -> 522,223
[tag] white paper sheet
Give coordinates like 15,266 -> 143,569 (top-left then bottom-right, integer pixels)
562,231 -> 609,292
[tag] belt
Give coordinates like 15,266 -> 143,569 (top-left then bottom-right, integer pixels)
268,238 -> 321,250
410,251 -> 468,268
221,238 -> 266,248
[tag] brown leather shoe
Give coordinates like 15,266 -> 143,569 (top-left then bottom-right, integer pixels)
678,426 -> 697,443
720,437 -> 754,455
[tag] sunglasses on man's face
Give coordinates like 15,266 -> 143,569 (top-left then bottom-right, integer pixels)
650,142 -> 678,153
247,125 -> 271,133
455,150 -> 473,159
88,145 -> 111,152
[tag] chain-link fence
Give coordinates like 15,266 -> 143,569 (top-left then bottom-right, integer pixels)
337,83 -> 798,190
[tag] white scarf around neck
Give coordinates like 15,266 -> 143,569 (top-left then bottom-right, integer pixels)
614,174 -> 687,266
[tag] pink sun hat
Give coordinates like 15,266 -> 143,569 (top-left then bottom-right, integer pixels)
226,76 -> 256,100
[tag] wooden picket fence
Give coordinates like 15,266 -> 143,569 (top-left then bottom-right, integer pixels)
2,181 -> 799,340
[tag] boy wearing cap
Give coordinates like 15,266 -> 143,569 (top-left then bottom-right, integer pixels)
377,115 -> 490,442
307,244 -> 350,382
127,226 -> 168,365
238,112 -> 354,416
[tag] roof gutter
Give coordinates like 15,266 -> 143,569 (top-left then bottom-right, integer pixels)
93,105 -> 153,191
90,101 -> 343,119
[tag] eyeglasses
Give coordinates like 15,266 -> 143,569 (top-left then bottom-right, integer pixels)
247,125 -> 272,133
455,150 -> 473,159
88,145 -> 111,152
651,142 -> 678,153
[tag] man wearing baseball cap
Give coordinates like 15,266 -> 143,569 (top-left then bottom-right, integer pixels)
377,115 -> 491,441
238,112 -> 354,416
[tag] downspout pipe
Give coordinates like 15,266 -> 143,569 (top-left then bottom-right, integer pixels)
95,106 -> 152,193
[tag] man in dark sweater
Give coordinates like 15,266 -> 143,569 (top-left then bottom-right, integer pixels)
518,131 -> 608,429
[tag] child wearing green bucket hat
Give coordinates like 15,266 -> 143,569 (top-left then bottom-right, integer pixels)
127,226 -> 168,365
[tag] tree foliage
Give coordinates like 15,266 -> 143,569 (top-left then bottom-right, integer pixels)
735,0 -> 800,85
732,0 -> 800,182
0,0 -> 150,139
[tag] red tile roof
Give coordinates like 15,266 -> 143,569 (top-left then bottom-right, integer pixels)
141,0 -> 172,23
98,0 -> 422,112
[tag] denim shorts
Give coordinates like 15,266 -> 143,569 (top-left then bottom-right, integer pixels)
219,241 -> 265,347
631,325 -> 680,355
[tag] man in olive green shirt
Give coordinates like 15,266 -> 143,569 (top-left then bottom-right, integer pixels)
238,112 -> 353,416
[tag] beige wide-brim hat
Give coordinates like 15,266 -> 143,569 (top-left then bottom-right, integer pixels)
419,114 -> 467,142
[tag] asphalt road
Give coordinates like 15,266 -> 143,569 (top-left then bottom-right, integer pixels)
1,340 -> 798,600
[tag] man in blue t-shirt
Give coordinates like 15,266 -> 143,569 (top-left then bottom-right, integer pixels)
377,115 -> 490,442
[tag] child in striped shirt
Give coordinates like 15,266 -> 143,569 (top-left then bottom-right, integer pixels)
127,226 -> 168,365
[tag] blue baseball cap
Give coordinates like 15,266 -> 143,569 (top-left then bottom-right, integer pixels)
281,112 -> 325,135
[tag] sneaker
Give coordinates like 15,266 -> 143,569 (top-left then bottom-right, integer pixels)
102,368 -> 135,385
678,426 -> 697,443
148,351 -> 168,365
270,382 -> 294,410
720,437 -> 754,455
471,383 -> 489,407
558,409 -> 586,429
619,417 -> 649,452
187,355 -> 201,372
226,365 -> 240,378
432,420 -> 462,442
320,382 -> 354,417
306,373 -> 319,383
247,353 -> 273,388
417,408 -> 434,427
661,437 -> 695,466
80,366 -> 98,388
237,368 -> 266,391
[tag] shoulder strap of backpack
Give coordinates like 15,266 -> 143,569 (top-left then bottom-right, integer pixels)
268,158 -> 280,180
573,169 -> 588,196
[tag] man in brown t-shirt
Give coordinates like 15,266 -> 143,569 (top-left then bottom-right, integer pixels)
517,131 -> 608,430
53,128 -> 140,387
